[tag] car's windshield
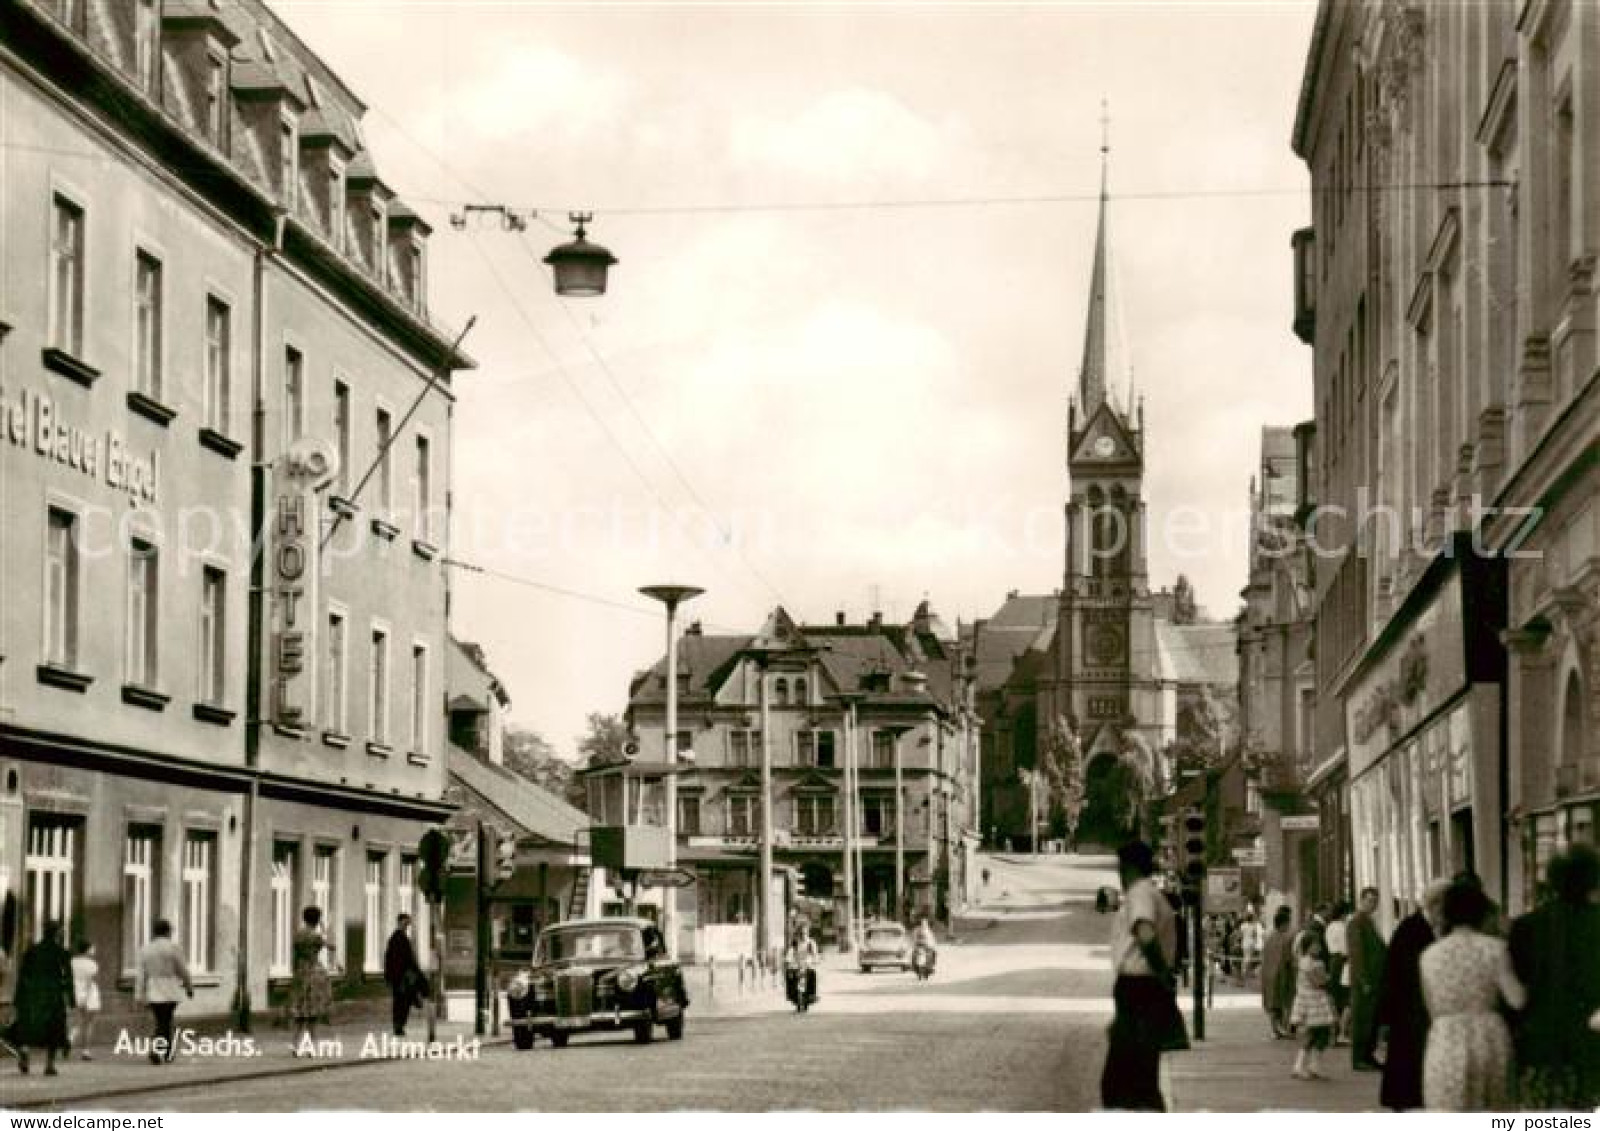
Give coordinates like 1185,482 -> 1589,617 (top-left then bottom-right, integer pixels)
537,927 -> 645,963
866,928 -> 903,945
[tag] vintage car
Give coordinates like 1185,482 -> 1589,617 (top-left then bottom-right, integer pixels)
858,921 -> 911,973
504,917 -> 688,1048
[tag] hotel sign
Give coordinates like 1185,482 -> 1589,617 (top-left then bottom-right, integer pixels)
270,439 -> 336,733
2,386 -> 159,503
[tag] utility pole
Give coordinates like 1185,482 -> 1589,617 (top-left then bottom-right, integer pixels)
850,702 -> 866,925
894,729 -> 905,920
834,692 -> 865,950
474,819 -> 490,1038
757,660 -> 775,965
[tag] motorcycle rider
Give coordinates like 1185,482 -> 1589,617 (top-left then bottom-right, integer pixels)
784,927 -> 819,1006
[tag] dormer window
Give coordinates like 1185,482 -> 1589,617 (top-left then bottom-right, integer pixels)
134,0 -> 159,92
55,0 -> 85,33
328,160 -> 346,251
369,202 -> 386,282
408,245 -> 424,309
203,53 -> 227,144
278,116 -> 298,211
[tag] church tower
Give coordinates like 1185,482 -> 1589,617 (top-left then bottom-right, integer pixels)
1049,120 -> 1161,795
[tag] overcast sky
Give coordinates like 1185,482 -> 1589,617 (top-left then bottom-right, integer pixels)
275,0 -> 1317,755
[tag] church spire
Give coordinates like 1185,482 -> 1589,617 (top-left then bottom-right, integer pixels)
1078,101 -> 1111,416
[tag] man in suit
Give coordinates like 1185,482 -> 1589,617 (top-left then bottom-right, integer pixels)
383,914 -> 425,1038
1347,886 -> 1387,1070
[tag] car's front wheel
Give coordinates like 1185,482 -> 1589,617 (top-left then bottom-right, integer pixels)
665,1012 -> 685,1041
632,1020 -> 654,1044
512,1026 -> 535,1051
549,1032 -> 569,1049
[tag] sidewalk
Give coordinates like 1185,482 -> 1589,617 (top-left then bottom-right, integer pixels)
1165,992 -> 1381,1112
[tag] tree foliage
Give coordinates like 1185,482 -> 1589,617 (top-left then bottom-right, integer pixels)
578,712 -> 630,767
502,727 -> 588,810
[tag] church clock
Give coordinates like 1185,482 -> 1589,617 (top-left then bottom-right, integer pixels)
1088,623 -> 1126,665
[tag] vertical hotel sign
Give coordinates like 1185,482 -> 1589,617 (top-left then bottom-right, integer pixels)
271,439 -> 337,733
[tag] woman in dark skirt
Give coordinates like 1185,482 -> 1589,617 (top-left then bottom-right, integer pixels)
9,921 -> 75,1075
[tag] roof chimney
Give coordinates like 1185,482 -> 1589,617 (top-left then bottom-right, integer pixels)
869,611 -> 883,629
836,610 -> 846,626
686,620 -> 702,636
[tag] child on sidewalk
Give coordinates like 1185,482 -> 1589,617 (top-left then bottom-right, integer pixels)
70,940 -> 101,1060
1289,931 -> 1334,1080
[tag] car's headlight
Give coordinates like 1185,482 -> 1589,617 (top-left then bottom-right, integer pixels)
507,973 -> 531,1000
616,968 -> 640,993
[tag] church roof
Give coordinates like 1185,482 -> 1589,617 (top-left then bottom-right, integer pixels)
970,593 -> 1057,692
1155,621 -> 1238,687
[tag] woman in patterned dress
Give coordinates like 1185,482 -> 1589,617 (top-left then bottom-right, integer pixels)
289,906 -> 335,1054
1290,930 -> 1336,1080
1420,877 -> 1526,1110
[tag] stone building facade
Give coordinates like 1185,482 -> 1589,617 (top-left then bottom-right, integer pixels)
1,0 -> 469,1023
1292,0 -> 1598,928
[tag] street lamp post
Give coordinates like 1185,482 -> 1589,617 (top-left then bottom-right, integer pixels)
832,691 -> 866,952
639,584 -> 704,960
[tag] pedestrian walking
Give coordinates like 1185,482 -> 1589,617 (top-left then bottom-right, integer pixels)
135,918 -> 193,1064
1260,905 -> 1296,1038
1323,902 -> 1348,1039
69,939 -> 100,1059
1099,841 -> 1185,1112
1347,886 -> 1387,1070
1508,844 -> 1600,1110
383,913 -> 426,1038
1290,931 -> 1336,1080
1238,908 -> 1263,983
289,906 -> 335,1054
1420,875 -> 1525,1111
1377,878 -> 1447,1110
7,921 -> 73,1075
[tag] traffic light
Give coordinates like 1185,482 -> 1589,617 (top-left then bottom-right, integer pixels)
1182,807 -> 1207,882
418,827 -> 449,902
793,867 -> 806,900
496,834 -> 518,883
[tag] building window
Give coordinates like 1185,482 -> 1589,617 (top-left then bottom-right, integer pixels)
203,53 -> 226,144
861,796 -> 892,838
677,795 -> 701,837
375,407 -> 393,515
204,296 -> 230,431
413,435 -> 431,541
279,117 -> 298,211
181,831 -> 216,973
198,567 -> 225,705
410,642 -> 429,758
728,729 -> 761,767
269,842 -> 297,976
408,245 -> 424,309
50,195 -> 84,354
333,380 -> 351,496
795,730 -> 836,768
133,0 -> 158,90
44,507 -> 81,668
54,0 -> 84,32
727,795 -> 756,837
369,203 -> 386,281
133,250 -> 163,398
364,852 -> 385,972
774,677 -> 789,706
370,626 -> 390,744
795,795 -> 835,837
284,346 -> 304,448
311,845 -> 337,925
397,855 -> 416,929
870,730 -> 896,769
325,610 -> 347,733
401,855 -> 429,966
794,678 -> 808,706
122,825 -> 161,972
125,537 -> 159,687
24,815 -> 80,943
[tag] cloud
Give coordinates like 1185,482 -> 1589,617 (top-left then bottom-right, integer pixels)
730,88 -> 953,186
418,43 -> 629,147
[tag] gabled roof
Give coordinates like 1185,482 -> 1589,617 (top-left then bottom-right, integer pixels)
1155,621 -> 1238,687
448,747 -> 589,846
970,594 -> 1057,692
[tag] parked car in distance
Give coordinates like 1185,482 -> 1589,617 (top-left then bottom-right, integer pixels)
858,922 -> 910,973
505,917 -> 688,1048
